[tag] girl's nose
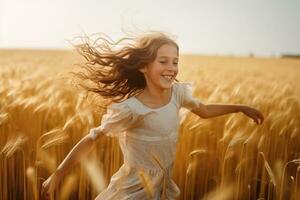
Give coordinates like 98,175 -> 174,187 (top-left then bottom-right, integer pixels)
170,67 -> 178,73
167,64 -> 178,71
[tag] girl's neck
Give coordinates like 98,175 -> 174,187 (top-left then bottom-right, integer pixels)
137,85 -> 172,105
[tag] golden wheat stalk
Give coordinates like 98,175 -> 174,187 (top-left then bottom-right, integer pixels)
81,157 -> 106,193
137,168 -> 155,199
26,167 -> 38,200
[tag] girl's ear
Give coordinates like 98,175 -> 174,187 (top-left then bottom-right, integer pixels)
138,65 -> 147,73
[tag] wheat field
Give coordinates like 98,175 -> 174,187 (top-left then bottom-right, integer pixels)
0,49 -> 299,200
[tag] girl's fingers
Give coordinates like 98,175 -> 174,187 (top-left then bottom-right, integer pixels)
42,184 -> 47,194
257,112 -> 264,124
253,114 -> 261,124
257,115 -> 263,124
41,184 -> 50,200
253,110 -> 264,124
258,111 -> 264,122
259,117 -> 263,124
244,108 -> 264,125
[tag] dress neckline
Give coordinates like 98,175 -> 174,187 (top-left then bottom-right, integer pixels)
133,86 -> 174,110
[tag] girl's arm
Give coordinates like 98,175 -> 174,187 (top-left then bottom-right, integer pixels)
41,132 -> 105,198
191,103 -> 264,124
55,132 -> 104,177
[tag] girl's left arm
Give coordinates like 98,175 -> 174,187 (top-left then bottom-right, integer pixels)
191,102 -> 264,125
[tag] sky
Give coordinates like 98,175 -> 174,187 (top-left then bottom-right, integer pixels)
0,0 -> 299,57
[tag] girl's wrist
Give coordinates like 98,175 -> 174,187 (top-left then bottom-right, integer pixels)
238,105 -> 248,113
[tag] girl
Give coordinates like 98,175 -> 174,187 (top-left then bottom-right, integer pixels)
41,31 -> 264,200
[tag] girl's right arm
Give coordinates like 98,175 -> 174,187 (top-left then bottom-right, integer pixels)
41,131 -> 104,199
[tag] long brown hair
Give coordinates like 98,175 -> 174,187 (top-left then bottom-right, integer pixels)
70,31 -> 179,108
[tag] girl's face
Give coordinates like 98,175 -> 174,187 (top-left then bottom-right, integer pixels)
140,43 -> 179,90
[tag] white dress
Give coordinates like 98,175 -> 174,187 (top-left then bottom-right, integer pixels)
89,81 -> 203,200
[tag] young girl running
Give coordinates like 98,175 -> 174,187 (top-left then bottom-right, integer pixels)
41,31 -> 264,200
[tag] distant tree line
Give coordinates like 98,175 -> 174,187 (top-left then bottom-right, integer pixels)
281,54 -> 300,58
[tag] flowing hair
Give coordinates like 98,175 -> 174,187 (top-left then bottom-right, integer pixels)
70,31 -> 179,109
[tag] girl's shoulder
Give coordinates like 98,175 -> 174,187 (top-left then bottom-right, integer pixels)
173,81 -> 197,98
173,81 -> 196,90
111,81 -> 197,114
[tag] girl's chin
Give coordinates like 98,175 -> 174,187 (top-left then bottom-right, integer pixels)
158,82 -> 174,89
160,77 -> 174,85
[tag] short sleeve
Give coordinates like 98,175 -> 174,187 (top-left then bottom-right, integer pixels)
175,82 -> 203,110
89,101 -> 136,139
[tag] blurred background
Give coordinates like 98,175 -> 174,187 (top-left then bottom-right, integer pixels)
0,0 -> 299,57
1,1 -> 300,200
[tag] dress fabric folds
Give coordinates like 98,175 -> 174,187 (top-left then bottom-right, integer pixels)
89,82 -> 203,200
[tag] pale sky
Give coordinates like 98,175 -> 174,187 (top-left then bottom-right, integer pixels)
0,0 -> 299,57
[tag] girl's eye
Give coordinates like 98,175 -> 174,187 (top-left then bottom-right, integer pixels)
159,61 -> 178,65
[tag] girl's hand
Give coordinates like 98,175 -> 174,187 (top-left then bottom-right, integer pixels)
241,106 -> 264,125
41,171 -> 62,200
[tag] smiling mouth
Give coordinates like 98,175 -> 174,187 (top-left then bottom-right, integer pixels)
161,75 -> 174,81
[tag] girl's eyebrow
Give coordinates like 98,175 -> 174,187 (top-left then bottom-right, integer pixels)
158,56 -> 178,59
